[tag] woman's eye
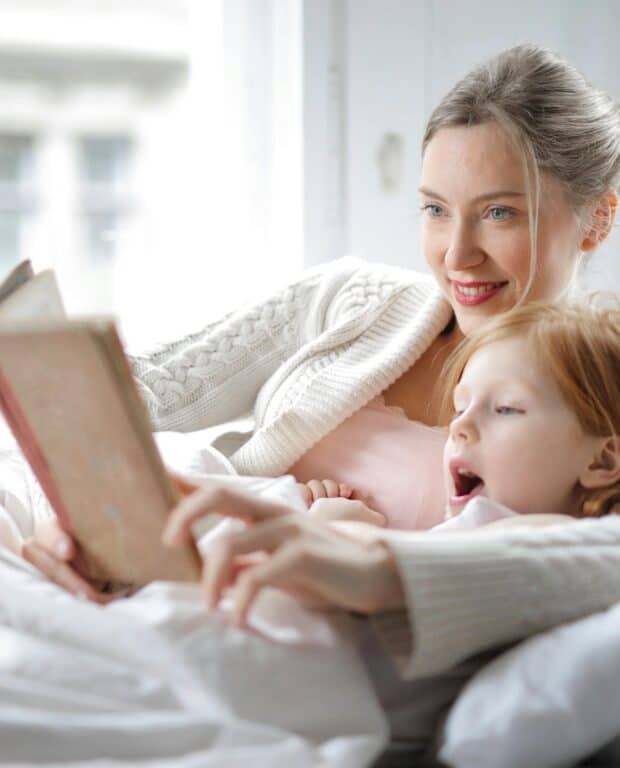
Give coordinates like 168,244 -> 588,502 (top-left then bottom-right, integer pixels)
495,405 -> 522,415
488,206 -> 512,221
421,203 -> 445,218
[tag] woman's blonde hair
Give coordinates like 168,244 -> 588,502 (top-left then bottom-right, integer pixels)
423,44 -> 620,301
440,297 -> 620,518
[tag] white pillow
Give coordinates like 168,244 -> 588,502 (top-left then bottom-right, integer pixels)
439,601 -> 620,768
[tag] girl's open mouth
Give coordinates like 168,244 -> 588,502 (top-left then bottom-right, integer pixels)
450,466 -> 484,508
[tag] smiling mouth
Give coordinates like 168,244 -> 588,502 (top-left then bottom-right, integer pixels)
452,281 -> 509,307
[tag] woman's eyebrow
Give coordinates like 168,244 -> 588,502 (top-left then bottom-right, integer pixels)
418,187 -> 526,203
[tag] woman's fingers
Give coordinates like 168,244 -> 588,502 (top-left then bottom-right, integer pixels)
232,543 -> 310,627
169,470 -> 201,497
163,482 -> 295,546
203,518 -> 303,609
21,540 -> 113,604
31,518 -> 76,561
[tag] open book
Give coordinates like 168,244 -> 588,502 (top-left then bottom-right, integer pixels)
0,262 -> 201,588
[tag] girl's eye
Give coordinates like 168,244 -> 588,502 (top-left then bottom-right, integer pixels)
495,406 -> 522,415
421,203 -> 445,218
488,206 -> 512,221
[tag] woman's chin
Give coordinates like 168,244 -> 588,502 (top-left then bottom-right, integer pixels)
452,300 -> 514,336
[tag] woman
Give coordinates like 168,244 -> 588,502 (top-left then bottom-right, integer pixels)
24,44 -> 620,680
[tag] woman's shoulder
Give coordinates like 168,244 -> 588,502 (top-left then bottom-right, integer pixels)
299,256 -> 442,335
317,256 -> 439,310
331,255 -> 435,286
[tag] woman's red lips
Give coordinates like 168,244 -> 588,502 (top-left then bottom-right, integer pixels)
452,280 -> 508,307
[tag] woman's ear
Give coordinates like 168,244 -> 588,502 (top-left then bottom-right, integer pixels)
580,436 -> 620,489
581,190 -> 618,252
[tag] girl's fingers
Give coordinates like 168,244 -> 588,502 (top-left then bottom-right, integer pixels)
305,479 -> 328,502
295,483 -> 314,509
321,479 -> 341,498
22,541 -> 113,604
162,482 -> 294,546
340,503 -> 387,527
338,483 -> 353,498
203,518 -> 302,609
308,498 -> 387,527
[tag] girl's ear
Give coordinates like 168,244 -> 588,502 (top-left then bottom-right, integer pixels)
581,191 -> 618,252
580,436 -> 620,489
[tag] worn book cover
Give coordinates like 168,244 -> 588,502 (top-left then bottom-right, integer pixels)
0,268 -> 201,587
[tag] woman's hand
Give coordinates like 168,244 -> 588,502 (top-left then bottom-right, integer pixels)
162,479 -> 405,627
21,519 -> 115,604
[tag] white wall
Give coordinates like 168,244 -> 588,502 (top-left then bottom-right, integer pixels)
342,0 -> 620,290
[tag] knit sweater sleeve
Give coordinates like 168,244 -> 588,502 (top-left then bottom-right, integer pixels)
372,517 -> 620,679
128,258 -> 363,432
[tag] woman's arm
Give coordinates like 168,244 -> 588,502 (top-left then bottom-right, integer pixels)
163,478 -> 620,681
128,258 -> 363,432
375,517 -> 620,679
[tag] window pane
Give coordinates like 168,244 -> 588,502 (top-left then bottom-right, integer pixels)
0,136 -> 35,270
0,212 -> 20,267
0,136 -> 33,188
78,136 -> 132,262
80,137 -> 131,197
86,213 -> 117,262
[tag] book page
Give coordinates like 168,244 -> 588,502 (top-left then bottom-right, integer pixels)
0,270 -> 65,323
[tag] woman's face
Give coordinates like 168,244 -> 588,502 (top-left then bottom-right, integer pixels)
421,122 -> 582,336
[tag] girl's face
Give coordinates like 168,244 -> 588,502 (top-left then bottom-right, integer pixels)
443,336 -> 601,517
421,122 -> 582,336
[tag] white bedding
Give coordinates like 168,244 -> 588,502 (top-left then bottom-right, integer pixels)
0,430 -> 388,767
0,538 -> 388,767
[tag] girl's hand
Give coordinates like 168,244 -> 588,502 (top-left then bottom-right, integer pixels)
162,478 -> 405,626
306,497 -> 387,527
21,519 -> 115,604
295,479 -> 355,508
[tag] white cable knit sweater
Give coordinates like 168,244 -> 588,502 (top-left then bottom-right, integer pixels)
129,256 -> 620,679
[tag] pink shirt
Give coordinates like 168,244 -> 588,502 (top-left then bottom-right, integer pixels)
287,395 -> 447,530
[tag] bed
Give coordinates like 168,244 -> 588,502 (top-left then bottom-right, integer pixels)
1,428 -> 619,767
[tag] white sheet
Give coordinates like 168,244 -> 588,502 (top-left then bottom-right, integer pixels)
0,546 -> 387,767
0,431 -> 388,767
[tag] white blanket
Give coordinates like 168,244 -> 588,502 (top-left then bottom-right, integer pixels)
0,547 -> 387,767
0,430 -> 388,767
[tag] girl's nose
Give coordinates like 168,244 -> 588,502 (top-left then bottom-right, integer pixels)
444,221 -> 485,272
449,410 -> 479,444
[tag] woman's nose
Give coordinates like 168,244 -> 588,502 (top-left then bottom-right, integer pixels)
444,220 -> 485,272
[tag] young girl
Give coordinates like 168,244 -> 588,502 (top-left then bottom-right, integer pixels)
298,298 -> 620,531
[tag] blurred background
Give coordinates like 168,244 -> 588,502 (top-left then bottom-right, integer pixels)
0,0 -> 618,350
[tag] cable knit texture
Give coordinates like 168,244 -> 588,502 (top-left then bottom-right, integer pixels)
129,256 -> 452,476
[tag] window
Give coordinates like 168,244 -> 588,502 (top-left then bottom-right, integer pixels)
0,135 -> 36,270
78,137 -> 133,262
